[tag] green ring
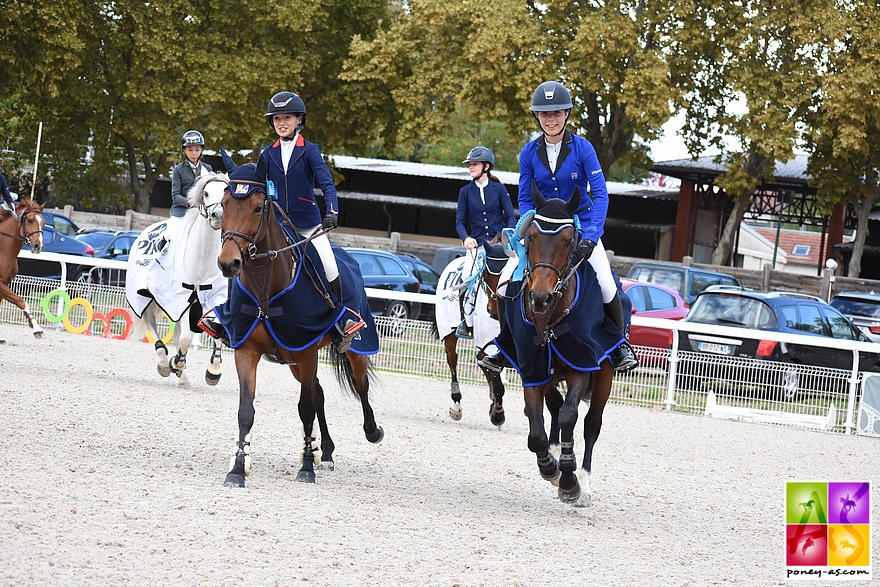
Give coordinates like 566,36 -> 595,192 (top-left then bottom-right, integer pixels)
40,288 -> 71,323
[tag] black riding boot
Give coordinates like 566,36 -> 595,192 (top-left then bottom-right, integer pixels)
329,277 -> 365,354
604,293 -> 638,373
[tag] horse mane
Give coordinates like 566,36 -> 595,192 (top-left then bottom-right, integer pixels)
185,172 -> 229,222
1,198 -> 40,219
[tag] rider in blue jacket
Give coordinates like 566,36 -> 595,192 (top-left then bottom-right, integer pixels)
453,146 -> 516,338
255,91 -> 364,353
479,81 -> 638,374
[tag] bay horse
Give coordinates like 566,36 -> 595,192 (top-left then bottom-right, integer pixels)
435,242 -> 508,425
215,169 -> 383,488
0,199 -> 47,340
126,172 -> 228,388
496,185 -> 618,506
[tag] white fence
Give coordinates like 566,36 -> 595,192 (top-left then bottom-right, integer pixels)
6,251 -> 880,438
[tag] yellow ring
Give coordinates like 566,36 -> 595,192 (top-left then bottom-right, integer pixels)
63,297 -> 94,335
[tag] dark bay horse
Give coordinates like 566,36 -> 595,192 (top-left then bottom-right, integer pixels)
0,199 -> 46,339
216,179 -> 383,488
499,185 -> 617,506
435,242 -> 508,426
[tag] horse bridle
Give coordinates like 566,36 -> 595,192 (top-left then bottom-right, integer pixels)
197,177 -> 228,221
0,208 -> 44,246
524,214 -> 580,301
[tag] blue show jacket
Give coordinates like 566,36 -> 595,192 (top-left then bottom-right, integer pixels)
518,130 -> 609,242
256,134 -> 338,227
455,179 -> 516,244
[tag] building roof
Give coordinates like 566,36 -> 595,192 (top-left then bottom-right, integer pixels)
748,223 -> 852,267
330,155 -> 680,201
651,154 -> 812,188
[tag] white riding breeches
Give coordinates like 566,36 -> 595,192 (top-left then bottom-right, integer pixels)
296,224 -> 339,282
589,239 -> 617,304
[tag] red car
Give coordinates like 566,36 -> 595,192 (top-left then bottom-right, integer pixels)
621,277 -> 689,348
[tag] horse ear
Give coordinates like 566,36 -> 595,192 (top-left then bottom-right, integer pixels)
483,240 -> 492,253
568,187 -> 581,215
531,181 -> 546,207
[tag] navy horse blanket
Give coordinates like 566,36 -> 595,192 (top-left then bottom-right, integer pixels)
494,262 -> 626,386
214,242 -> 379,354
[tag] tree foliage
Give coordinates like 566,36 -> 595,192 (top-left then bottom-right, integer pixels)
803,1 -> 880,276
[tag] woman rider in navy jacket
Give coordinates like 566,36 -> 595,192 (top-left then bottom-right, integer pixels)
479,81 -> 637,373
255,91 -> 365,352
453,146 -> 516,337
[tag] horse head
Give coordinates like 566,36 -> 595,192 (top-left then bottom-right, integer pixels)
218,165 -> 270,279
7,199 -> 46,254
524,183 -> 581,344
482,239 -> 508,320
188,172 -> 229,230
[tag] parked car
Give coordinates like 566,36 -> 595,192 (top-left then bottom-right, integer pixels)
626,261 -> 741,307
620,278 -> 689,348
76,230 -> 140,286
395,252 -> 441,321
829,291 -> 880,344
344,247 -> 423,331
16,211 -> 95,281
676,289 -> 880,398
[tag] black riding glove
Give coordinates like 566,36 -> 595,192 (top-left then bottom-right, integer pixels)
574,239 -> 597,262
322,213 -> 338,230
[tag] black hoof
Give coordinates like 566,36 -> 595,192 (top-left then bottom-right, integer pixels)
295,470 -> 316,483
558,481 -> 581,504
366,426 -> 384,444
223,473 -> 246,488
33,331 -> 44,339
205,370 -> 221,386
318,459 -> 335,471
489,405 -> 505,427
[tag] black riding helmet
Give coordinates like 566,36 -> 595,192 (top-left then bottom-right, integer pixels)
265,91 -> 306,132
530,81 -> 572,137
462,146 -> 495,167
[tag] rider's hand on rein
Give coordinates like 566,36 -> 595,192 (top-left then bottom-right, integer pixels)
574,239 -> 596,263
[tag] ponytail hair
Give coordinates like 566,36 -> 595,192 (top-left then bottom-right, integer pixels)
488,172 -> 501,183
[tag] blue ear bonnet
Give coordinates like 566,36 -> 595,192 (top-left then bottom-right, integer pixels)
228,163 -> 267,199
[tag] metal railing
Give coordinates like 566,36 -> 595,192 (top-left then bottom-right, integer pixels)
6,252 -> 880,437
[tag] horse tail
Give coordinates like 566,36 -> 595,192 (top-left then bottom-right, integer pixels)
430,319 -> 440,340
329,351 -> 378,400
128,303 -> 160,342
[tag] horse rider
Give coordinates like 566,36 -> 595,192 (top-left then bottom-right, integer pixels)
0,172 -> 18,218
453,146 -> 516,339
255,91 -> 365,353
479,80 -> 638,374
170,130 -> 213,218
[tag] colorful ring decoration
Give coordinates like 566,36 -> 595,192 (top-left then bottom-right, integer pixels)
63,297 -> 94,335
40,288 -> 71,323
105,308 -> 133,340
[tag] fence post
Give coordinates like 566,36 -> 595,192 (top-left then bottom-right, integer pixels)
682,255 -> 692,267
389,231 -> 400,252
820,267 -> 833,302
63,204 -> 73,218
762,263 -> 772,291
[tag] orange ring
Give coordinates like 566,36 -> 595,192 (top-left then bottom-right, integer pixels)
106,308 -> 133,340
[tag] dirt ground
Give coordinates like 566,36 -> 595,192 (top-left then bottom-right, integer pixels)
1,325 -> 877,587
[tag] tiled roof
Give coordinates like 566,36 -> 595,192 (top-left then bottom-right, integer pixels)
749,225 -> 852,266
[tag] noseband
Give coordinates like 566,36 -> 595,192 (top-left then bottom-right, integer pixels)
0,208 -> 44,246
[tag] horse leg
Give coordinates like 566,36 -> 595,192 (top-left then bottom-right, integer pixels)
224,349 -> 260,488
0,284 -> 43,339
169,322 -> 192,389
295,354 -> 320,484
546,384 -> 564,447
483,367 -> 506,427
312,377 -> 336,470
525,384 -> 560,486
346,353 -> 384,444
205,338 -> 223,386
557,370 -> 592,505
574,362 -> 614,507
444,334 -> 463,421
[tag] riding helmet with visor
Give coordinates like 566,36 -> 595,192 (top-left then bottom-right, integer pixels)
265,91 -> 307,132
462,146 -> 495,167
181,130 -> 205,148
529,81 -> 573,112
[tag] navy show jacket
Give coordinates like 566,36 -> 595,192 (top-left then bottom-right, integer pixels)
455,179 -> 516,245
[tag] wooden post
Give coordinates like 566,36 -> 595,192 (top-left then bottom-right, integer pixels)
64,204 -> 73,218
682,255 -> 692,267
762,263 -> 772,291
125,210 -> 133,230
390,231 -> 400,252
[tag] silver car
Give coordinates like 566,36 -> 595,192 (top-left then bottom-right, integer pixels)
830,291 -> 880,343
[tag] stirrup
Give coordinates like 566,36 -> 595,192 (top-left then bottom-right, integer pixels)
332,315 -> 367,354
477,352 -> 511,373
455,319 -> 473,339
197,310 -> 230,347
612,342 -> 639,373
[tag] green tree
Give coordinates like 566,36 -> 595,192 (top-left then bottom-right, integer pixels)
803,1 -> 880,277
343,0 -> 679,177
670,0 -> 823,266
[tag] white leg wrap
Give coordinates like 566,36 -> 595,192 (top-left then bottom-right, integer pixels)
575,469 -> 592,508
